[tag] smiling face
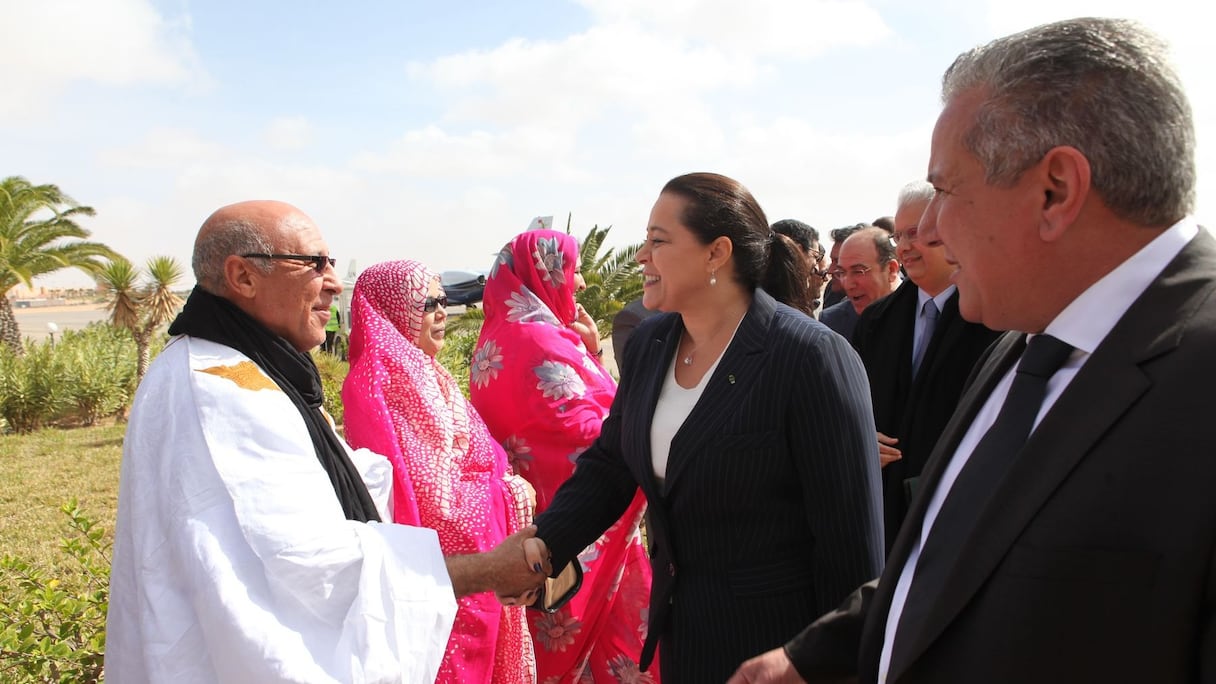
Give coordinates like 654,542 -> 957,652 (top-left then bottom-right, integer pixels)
635,192 -> 714,313
920,90 -> 1044,329
895,197 -> 954,296
241,210 -> 341,352
837,232 -> 898,314
415,277 -> 447,357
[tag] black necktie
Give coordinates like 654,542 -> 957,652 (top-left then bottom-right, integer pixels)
892,333 -> 1074,664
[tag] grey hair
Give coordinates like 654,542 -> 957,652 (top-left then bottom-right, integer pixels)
897,180 -> 935,210
942,17 -> 1194,226
192,219 -> 273,293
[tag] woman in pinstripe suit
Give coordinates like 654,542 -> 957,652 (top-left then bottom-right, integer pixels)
520,172 -> 885,682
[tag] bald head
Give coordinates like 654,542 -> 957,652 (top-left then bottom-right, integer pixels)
192,200 -> 313,294
190,200 -> 339,352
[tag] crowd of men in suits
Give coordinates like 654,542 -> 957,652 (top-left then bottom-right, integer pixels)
607,17 -> 1215,683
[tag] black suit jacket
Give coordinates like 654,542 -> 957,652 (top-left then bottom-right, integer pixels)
611,297 -> 659,377
786,231 -> 1216,683
851,280 -> 1001,550
536,289 -> 884,682
820,299 -> 860,342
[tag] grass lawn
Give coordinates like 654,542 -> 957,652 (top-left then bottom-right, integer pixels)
0,424 -> 123,571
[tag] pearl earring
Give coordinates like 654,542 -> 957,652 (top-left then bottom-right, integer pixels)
709,270 -> 717,286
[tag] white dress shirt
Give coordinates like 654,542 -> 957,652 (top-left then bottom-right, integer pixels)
877,219 -> 1199,682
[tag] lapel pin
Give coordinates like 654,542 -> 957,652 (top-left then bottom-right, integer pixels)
728,374 -> 736,384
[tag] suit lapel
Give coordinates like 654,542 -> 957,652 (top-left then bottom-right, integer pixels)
915,291 -> 963,385
660,291 -> 773,494
628,313 -> 682,504
880,232 -> 1216,680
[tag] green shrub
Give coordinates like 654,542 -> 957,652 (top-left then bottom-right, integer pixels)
56,325 -> 138,426
436,326 -> 479,398
312,350 -> 349,424
0,340 -> 70,434
0,500 -> 109,684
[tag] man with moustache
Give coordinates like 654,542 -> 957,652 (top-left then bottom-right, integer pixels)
107,200 -> 543,683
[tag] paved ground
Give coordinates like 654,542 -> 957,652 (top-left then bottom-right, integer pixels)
12,303 -> 108,342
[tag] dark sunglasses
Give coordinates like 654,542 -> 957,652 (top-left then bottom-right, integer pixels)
241,253 -> 336,273
422,295 -> 448,312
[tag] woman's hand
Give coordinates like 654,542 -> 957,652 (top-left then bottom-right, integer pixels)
570,304 -> 601,356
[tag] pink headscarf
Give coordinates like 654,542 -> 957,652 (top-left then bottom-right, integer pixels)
471,232 -> 656,683
342,259 -> 535,684
471,230 -> 617,510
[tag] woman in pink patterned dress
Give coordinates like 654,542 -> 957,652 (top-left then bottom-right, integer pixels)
470,230 -> 657,684
341,259 -> 536,684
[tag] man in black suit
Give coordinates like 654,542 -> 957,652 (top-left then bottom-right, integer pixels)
820,224 -> 864,310
821,227 -> 900,342
610,296 -> 658,376
731,17 -> 1214,684
852,181 -> 1000,551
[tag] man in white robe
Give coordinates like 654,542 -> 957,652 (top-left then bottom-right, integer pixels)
106,200 -> 542,683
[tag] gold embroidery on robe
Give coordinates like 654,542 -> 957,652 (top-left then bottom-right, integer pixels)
197,361 -> 281,392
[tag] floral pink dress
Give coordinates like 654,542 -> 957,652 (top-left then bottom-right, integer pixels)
341,260 -> 535,684
470,230 -> 657,684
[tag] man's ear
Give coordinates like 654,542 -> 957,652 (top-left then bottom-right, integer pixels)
1038,146 -> 1090,243
886,258 -> 901,283
224,255 -> 260,300
707,235 -> 734,271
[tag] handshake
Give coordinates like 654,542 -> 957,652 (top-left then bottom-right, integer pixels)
444,526 -> 569,607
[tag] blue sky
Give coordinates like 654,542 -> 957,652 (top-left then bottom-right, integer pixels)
3,0 -> 1210,288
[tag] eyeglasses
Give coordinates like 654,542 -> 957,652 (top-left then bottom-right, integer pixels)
241,253 -> 336,273
891,227 -> 919,245
828,265 -> 874,280
810,266 -> 831,282
422,295 -> 448,313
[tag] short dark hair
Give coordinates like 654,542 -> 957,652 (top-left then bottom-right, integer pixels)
871,216 -> 895,233
830,223 -> 869,245
771,219 -> 820,255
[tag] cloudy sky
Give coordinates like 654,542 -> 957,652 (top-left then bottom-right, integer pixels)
3,0 -> 1210,289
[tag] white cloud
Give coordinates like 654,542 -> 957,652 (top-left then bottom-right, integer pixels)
408,23 -> 763,134
576,0 -> 892,57
0,0 -> 205,122
264,117 -> 313,150
99,128 -> 227,168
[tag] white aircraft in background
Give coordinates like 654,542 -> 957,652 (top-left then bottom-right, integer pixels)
329,216 -> 552,351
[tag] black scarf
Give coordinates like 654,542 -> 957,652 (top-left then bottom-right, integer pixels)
169,286 -> 381,522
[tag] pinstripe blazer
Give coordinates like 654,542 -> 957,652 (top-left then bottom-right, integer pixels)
535,289 -> 884,682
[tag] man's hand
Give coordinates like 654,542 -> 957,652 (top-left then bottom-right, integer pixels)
727,647 -> 806,684
496,534 -> 554,606
877,431 -> 902,468
445,526 -> 547,599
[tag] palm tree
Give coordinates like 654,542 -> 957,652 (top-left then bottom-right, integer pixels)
0,176 -> 118,354
573,223 -> 644,336
97,256 -> 184,381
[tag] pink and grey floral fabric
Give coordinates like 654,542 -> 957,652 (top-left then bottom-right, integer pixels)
341,259 -> 536,684
471,230 -> 657,683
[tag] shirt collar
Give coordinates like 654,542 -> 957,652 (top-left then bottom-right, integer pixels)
1045,218 -> 1198,355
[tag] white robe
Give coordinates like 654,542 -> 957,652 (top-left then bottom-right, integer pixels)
106,336 -> 457,683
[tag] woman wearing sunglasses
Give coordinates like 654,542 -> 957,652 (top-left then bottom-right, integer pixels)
470,229 -> 655,683
340,259 -> 537,684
